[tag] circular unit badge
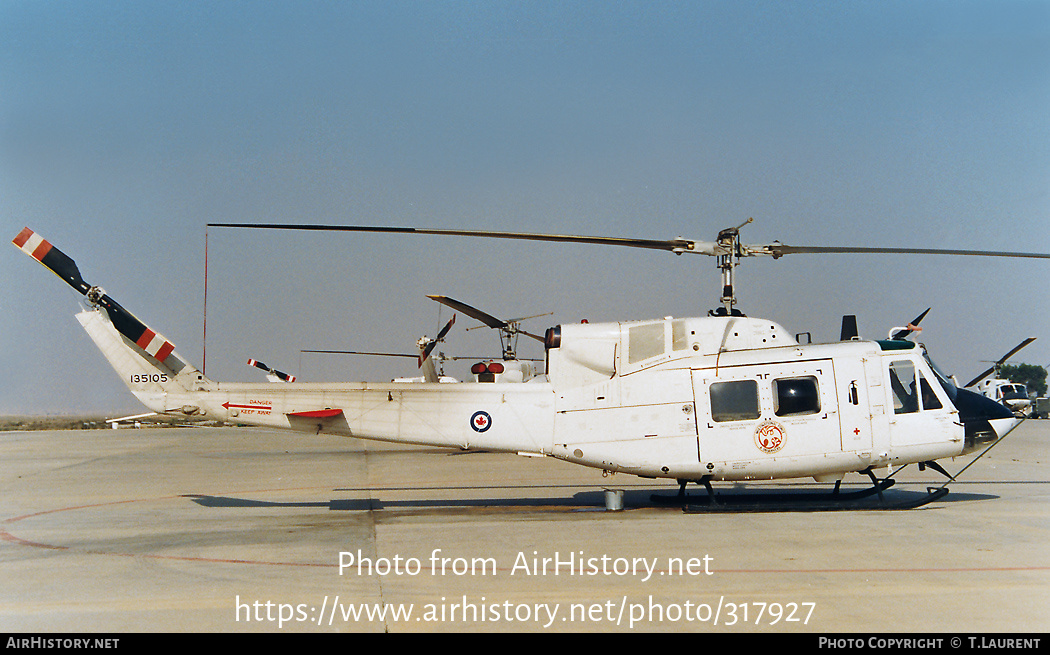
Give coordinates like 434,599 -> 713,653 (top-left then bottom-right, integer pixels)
754,419 -> 785,454
470,411 -> 492,433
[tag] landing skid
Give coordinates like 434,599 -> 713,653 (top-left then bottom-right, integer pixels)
650,473 -> 948,513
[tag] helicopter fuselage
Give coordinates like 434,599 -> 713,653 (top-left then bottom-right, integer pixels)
88,309 -> 1010,484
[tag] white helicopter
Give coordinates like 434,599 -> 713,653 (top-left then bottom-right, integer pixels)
13,222 -> 1050,510
962,338 -> 1038,417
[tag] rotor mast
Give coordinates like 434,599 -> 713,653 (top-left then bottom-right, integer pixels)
715,218 -> 753,316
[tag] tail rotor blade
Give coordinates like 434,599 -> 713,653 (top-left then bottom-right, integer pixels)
419,314 -> 456,367
96,293 -> 177,363
435,314 -> 456,341
14,227 -> 178,364
418,341 -> 437,367
13,227 -> 91,295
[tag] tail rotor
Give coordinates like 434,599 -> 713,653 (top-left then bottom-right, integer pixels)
13,227 -> 178,365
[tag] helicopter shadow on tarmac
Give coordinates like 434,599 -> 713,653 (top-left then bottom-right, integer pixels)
182,483 -> 999,514
183,488 -> 613,513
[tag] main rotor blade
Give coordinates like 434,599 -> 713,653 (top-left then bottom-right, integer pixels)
302,349 -> 492,362
302,349 -> 418,358
963,365 -> 998,390
207,223 -> 708,254
761,244 -> 1050,260
427,295 -> 507,329
505,311 -> 554,324
890,307 -> 931,340
963,337 -> 1037,387
996,337 -> 1038,364
208,223 -> 1050,261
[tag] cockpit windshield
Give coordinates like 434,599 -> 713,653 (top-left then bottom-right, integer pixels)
1000,384 -> 1028,397
920,344 -> 958,401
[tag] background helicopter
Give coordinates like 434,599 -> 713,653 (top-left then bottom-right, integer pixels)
246,357 -> 296,383
300,296 -> 549,383
425,295 -> 549,383
961,338 -> 1038,416
302,313 -> 464,383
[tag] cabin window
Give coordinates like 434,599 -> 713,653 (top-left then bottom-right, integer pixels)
672,320 -> 689,351
710,380 -> 760,422
773,376 -> 820,416
628,323 -> 665,364
889,360 -> 918,414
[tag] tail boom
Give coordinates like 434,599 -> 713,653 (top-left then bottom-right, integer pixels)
77,301 -> 554,453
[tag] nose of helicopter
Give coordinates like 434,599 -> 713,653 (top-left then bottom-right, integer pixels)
987,416 -> 1021,438
953,387 -> 1020,454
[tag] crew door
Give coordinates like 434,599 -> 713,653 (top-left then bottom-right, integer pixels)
883,356 -> 956,449
692,361 -> 838,465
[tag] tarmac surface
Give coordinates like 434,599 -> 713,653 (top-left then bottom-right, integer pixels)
1,419 -> 1047,633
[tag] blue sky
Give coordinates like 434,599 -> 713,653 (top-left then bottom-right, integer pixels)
2,0 -> 1048,415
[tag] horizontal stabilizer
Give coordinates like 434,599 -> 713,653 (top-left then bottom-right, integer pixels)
288,409 -> 343,418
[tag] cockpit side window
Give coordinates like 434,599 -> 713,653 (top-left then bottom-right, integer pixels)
889,360 -> 918,414
920,376 -> 942,410
890,359 -> 944,412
